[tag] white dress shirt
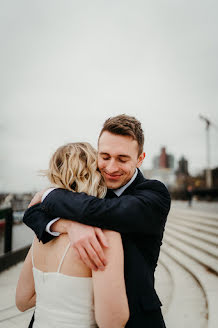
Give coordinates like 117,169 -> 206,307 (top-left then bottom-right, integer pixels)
45,169 -> 138,236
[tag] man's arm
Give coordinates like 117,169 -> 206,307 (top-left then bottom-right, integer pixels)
24,194 -> 109,270
23,180 -> 171,240
23,204 -> 57,243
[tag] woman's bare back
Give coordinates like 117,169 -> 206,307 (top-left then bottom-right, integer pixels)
33,234 -> 91,277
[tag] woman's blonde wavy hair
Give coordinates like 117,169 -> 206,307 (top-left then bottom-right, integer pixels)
45,143 -> 106,198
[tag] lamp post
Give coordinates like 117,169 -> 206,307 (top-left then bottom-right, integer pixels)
199,114 -> 212,188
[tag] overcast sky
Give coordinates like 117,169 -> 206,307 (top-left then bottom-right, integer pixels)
1,0 -> 218,193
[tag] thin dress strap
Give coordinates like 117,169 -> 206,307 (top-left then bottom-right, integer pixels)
31,238 -> 35,268
57,242 -> 71,273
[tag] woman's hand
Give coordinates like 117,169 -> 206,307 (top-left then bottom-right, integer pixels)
28,189 -> 48,208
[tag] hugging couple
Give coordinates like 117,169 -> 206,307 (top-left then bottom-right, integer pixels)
16,114 -> 171,328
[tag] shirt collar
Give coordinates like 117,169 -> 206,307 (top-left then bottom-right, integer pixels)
111,169 -> 138,197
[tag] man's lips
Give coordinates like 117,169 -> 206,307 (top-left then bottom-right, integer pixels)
104,172 -> 122,180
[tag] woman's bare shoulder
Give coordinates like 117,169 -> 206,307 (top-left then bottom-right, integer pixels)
102,230 -> 122,250
103,230 -> 121,239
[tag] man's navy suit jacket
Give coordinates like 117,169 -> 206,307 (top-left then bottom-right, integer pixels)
23,170 -> 171,327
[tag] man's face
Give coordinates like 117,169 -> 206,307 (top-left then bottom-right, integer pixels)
98,131 -> 145,189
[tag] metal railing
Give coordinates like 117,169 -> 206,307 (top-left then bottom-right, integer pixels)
0,207 -> 13,253
0,208 -> 30,273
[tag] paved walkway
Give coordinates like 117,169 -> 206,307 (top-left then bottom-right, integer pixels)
1,201 -> 218,327
0,263 -> 33,327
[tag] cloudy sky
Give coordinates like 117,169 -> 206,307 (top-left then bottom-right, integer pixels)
1,0 -> 218,193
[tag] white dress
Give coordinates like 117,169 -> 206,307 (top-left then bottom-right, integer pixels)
32,242 -> 97,328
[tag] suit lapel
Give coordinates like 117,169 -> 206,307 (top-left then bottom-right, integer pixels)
122,169 -> 146,196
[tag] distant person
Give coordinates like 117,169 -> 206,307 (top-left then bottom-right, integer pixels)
16,142 -> 129,328
187,185 -> 193,207
23,114 -> 171,327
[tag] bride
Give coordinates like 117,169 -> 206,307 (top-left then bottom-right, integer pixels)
16,142 -> 129,328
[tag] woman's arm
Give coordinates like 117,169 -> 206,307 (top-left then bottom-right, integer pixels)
16,246 -> 36,312
92,230 -> 129,328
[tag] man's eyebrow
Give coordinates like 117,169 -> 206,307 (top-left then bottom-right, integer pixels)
99,152 -> 130,159
118,155 -> 131,159
99,152 -> 110,156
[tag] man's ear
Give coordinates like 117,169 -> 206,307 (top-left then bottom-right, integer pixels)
136,152 -> 145,168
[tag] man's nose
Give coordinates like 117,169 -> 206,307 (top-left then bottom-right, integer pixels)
106,159 -> 119,173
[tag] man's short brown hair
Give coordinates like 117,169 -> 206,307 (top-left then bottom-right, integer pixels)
99,114 -> 144,156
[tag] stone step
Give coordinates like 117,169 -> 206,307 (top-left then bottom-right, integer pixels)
170,208 -> 218,221
161,243 -> 218,328
169,213 -> 218,229
163,234 -> 218,275
0,309 -> 33,328
165,226 -> 218,258
166,221 -> 218,247
158,251 -> 207,328
0,262 -> 34,327
0,305 -> 18,321
0,305 -> 32,323
167,217 -> 218,237
154,259 -> 173,316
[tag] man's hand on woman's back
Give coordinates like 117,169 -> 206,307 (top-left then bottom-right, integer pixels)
65,222 -> 108,271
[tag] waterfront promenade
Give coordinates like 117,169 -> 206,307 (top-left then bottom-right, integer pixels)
0,201 -> 218,327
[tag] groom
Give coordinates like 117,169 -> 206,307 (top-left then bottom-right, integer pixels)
24,114 -> 171,327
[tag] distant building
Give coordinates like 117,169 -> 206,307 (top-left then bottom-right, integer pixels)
175,156 -> 190,190
153,147 -> 174,169
144,147 -> 176,189
177,156 -> 189,175
212,167 -> 218,187
0,193 -> 33,211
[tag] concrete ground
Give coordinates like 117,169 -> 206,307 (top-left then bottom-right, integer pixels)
0,262 -> 34,327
